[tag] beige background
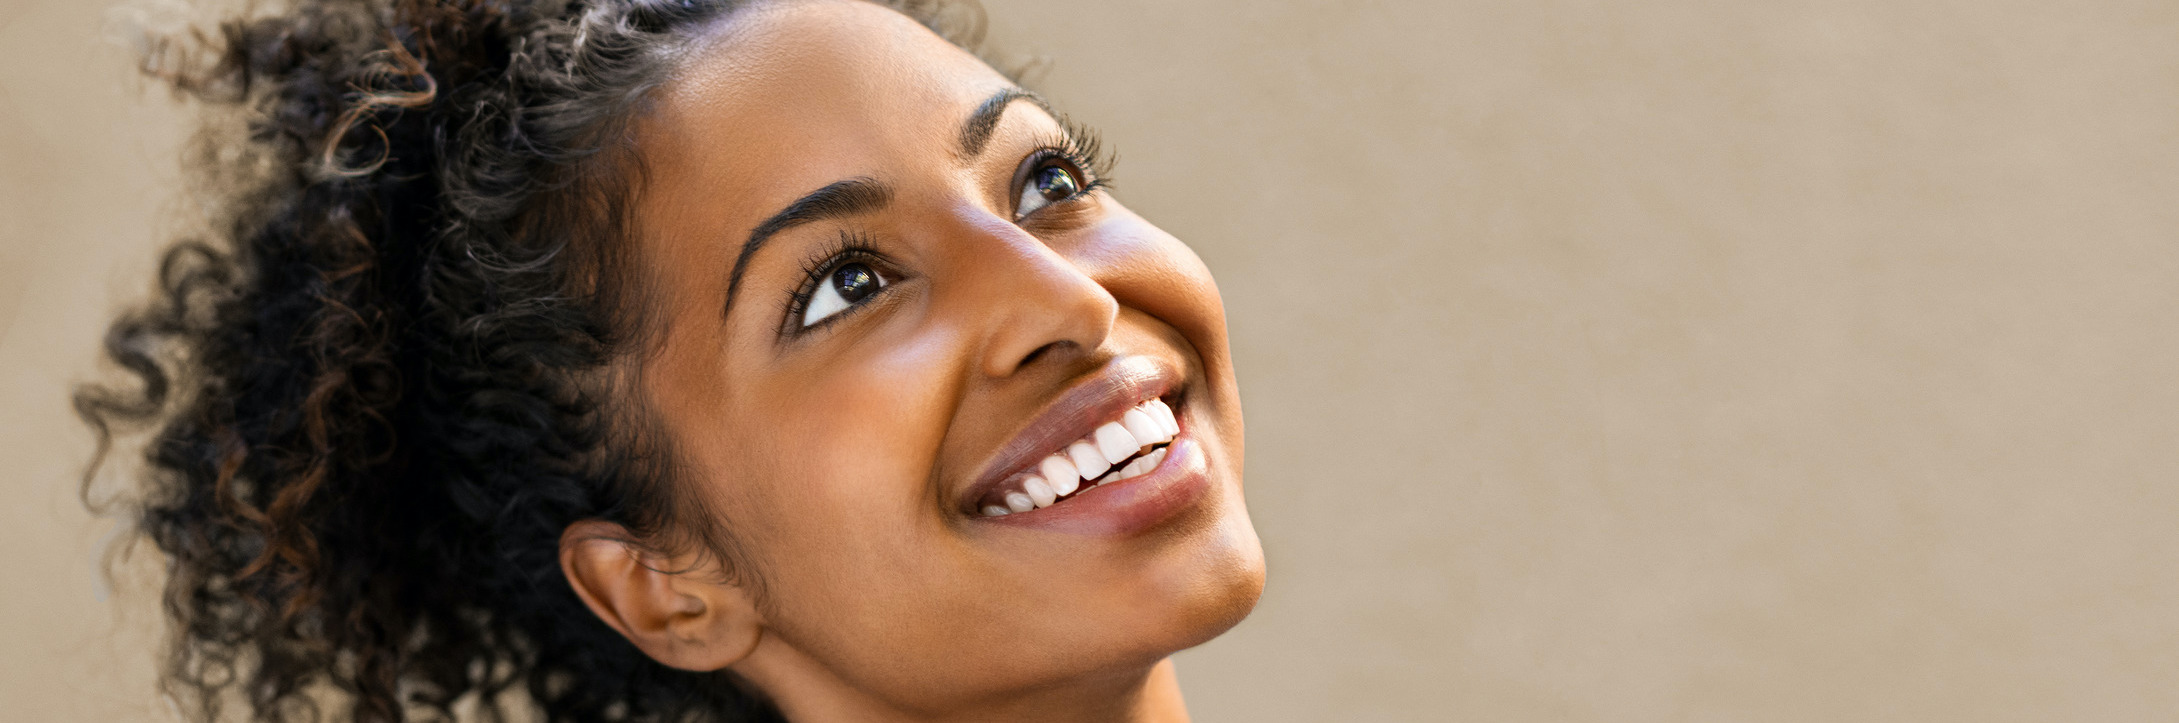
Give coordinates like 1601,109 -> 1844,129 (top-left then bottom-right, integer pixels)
4,0 -> 2176,720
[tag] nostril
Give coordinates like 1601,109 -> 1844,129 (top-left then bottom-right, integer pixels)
1016,340 -> 1069,369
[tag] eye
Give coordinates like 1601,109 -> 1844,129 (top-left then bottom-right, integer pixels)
801,261 -> 886,327
1014,156 -> 1085,219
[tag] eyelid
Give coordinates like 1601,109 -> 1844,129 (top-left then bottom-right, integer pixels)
781,234 -> 896,337
1008,149 -> 1059,221
996,109 -> 1115,217
1009,147 -> 1107,222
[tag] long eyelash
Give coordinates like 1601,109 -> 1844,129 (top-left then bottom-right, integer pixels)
782,230 -> 883,333
1049,113 -> 1118,189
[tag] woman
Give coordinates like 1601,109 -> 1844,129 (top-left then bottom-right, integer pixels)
78,0 -> 1265,720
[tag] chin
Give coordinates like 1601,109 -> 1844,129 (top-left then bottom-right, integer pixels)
1107,491 -> 1268,669
1170,504 -> 1268,652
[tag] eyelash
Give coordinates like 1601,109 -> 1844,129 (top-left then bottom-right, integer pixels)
1020,118 -> 1117,213
783,231 -> 890,335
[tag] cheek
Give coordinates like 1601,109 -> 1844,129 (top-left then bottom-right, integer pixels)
710,322 -> 966,584
1080,210 -> 1244,453
1085,211 -> 1234,380
775,347 -> 954,499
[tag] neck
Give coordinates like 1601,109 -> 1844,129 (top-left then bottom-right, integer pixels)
734,635 -> 1191,723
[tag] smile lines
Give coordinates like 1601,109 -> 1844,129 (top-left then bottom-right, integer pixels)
980,398 -> 1180,516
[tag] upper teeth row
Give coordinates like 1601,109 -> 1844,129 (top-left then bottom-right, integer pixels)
981,398 -> 1180,517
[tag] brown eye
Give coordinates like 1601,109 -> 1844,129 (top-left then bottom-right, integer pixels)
1034,165 -> 1079,201
1016,158 -> 1085,218
801,261 -> 886,327
832,263 -> 878,304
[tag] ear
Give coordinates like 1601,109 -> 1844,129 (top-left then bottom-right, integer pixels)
559,519 -> 764,671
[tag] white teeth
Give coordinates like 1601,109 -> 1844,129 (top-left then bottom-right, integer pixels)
1115,446 -> 1168,481
1023,477 -> 1057,508
1047,466 -> 1081,497
1038,455 -> 1079,492
982,400 -> 1181,517
1094,422 -> 1138,464
1066,441 -> 1108,481
1121,409 -> 1164,449
1147,399 -> 1179,437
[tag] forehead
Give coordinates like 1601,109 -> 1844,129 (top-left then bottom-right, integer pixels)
639,0 -> 1010,194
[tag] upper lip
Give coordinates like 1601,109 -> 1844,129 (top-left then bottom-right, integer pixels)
958,354 -> 1181,514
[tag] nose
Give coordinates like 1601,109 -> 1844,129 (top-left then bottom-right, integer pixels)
948,217 -> 1117,379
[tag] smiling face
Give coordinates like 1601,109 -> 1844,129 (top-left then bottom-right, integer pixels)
589,0 -> 1263,716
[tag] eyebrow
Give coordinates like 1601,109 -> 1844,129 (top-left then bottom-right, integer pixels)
958,87 -> 1046,158
722,87 -> 1051,320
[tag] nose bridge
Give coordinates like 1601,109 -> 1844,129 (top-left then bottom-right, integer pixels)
934,207 -> 1117,379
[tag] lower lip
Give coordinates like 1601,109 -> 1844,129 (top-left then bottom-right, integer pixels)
976,434 -> 1213,536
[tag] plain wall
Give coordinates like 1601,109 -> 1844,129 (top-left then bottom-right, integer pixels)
4,0 -> 2176,720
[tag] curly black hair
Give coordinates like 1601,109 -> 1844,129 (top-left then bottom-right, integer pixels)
74,1 -> 989,720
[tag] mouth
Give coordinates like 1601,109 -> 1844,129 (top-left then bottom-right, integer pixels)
959,355 -> 1188,519
974,396 -> 1181,517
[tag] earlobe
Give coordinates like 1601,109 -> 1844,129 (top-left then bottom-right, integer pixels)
558,520 -> 765,671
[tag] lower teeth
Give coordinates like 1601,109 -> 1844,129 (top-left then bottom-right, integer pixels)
1086,445 -> 1168,489
984,444 -> 1169,516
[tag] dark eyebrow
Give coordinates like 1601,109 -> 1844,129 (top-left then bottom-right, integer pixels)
723,177 -> 892,318
959,87 -> 1050,158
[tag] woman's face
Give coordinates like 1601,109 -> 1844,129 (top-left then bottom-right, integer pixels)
616,0 -> 1261,711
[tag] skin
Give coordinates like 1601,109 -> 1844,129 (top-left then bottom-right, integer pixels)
557,1 -> 1265,720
